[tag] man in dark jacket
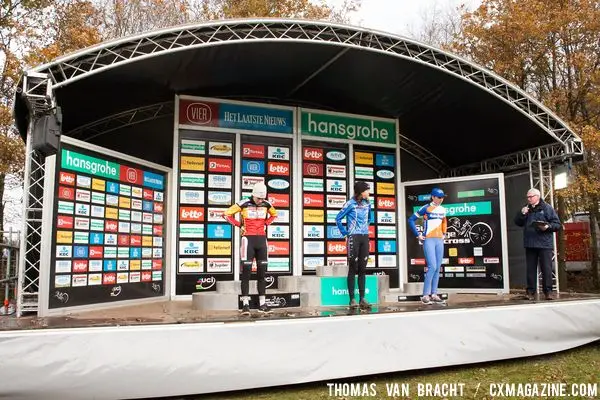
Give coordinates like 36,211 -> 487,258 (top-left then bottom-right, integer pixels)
514,188 -> 562,300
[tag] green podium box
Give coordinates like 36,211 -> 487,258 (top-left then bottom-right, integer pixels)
320,276 -> 379,306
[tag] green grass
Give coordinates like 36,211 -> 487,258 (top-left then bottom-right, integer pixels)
192,341 -> 600,399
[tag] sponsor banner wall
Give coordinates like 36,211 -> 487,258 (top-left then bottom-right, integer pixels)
176,96 -> 402,292
50,143 -> 166,309
240,137 -> 293,280
302,143 -> 349,273
176,134 -> 235,295
404,177 -> 506,290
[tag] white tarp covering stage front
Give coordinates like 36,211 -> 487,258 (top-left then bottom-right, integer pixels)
1,299 -> 599,399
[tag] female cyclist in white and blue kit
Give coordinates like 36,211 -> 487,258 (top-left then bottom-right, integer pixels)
408,187 -> 447,304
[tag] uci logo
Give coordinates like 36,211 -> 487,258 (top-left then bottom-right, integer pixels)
196,276 -> 216,290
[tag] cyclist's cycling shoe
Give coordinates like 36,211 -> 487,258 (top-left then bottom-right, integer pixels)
258,304 -> 273,314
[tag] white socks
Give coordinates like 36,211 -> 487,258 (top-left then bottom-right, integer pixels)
259,295 -> 265,306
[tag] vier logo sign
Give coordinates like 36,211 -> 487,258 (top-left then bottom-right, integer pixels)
186,102 -> 213,125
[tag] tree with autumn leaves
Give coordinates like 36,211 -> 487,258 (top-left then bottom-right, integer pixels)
449,0 -> 600,289
0,0 -> 360,232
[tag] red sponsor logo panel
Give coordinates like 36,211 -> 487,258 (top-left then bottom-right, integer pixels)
89,246 -> 103,258
327,241 -> 347,255
143,189 -> 153,200
268,194 -> 290,208
103,273 -> 117,285
57,215 -> 74,229
268,162 -> 290,176
118,235 -> 130,246
369,226 -> 375,238
141,271 -> 152,282
152,260 -> 163,270
377,197 -> 396,209
105,220 -> 118,232
180,207 -> 205,222
242,144 -> 265,159
153,225 -> 163,236
59,172 -> 76,186
154,202 -> 164,213
458,257 -> 475,264
303,163 -> 323,177
73,260 -> 88,273
268,241 -> 290,255
58,186 -> 75,200
130,235 -> 142,246
303,194 -> 324,208
369,240 -> 375,253
208,158 -> 233,173
119,166 -> 143,185
303,147 -> 323,161
178,100 -> 219,126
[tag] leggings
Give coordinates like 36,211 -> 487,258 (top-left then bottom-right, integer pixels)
347,234 -> 369,301
240,235 -> 268,296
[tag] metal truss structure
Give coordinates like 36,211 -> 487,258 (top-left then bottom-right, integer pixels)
16,73 -> 55,316
17,19 -> 581,313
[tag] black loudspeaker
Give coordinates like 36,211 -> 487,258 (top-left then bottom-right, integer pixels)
32,113 -> 61,157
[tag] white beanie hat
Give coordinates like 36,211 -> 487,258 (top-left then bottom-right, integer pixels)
252,182 -> 267,198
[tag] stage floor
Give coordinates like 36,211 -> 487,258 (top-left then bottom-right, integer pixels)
2,291 -> 599,331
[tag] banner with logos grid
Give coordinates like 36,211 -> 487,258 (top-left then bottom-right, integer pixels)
301,143 -> 350,273
353,146 -> 400,288
240,137 -> 293,286
176,134 -> 235,295
50,143 -> 166,308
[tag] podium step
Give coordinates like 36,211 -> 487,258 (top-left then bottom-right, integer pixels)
192,290 -> 303,311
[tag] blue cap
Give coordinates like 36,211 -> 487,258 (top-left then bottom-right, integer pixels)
431,187 -> 446,198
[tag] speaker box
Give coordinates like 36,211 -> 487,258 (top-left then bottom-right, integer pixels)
32,114 -> 61,157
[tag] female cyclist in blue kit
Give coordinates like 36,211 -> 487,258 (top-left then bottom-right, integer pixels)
336,181 -> 373,310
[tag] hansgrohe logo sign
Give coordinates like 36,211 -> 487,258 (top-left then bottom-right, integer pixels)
61,149 -> 119,180
300,109 -> 396,145
320,276 -> 378,305
413,201 -> 492,216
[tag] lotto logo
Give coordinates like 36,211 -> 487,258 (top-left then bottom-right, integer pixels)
268,162 -> 290,176
180,207 -> 205,221
59,172 -> 75,185
377,197 -> 396,209
303,147 -> 323,161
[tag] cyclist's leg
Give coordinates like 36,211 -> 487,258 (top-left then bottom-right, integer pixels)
356,235 -> 369,301
240,236 -> 254,305
347,234 -> 359,304
422,238 -> 436,296
431,238 -> 444,295
255,236 -> 268,298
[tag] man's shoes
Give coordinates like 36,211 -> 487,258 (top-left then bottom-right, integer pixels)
544,293 -> 554,300
421,295 -> 432,305
349,299 -> 358,309
257,303 -> 273,314
359,299 -> 372,310
240,304 -> 250,316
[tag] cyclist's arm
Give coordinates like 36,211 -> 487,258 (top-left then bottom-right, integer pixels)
408,205 -> 427,237
265,202 -> 277,226
223,202 -> 242,227
335,201 -> 353,237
